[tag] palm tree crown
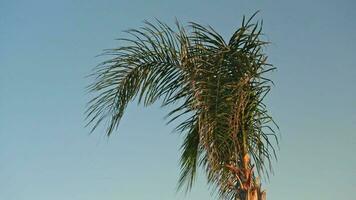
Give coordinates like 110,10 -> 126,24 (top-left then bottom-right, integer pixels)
86,13 -> 278,199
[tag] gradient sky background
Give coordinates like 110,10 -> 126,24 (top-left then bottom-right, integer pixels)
1,0 -> 355,199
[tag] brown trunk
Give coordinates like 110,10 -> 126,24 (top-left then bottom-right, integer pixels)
246,186 -> 266,200
229,154 -> 267,200
235,184 -> 266,200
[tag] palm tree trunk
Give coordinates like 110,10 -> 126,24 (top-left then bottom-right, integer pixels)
234,180 -> 266,200
231,154 -> 267,200
247,186 -> 266,200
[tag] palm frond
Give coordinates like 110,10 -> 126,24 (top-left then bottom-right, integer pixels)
86,20 -> 184,136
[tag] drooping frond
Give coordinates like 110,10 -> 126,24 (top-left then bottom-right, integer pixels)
86,20 -> 185,136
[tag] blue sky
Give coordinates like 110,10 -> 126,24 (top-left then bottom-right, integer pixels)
1,0 -> 355,199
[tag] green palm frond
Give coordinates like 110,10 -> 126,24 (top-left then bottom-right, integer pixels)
86,21 -> 183,135
86,13 -> 278,199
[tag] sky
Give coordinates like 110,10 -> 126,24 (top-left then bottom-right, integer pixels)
1,0 -> 355,199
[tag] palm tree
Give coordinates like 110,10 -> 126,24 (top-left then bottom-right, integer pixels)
86,13 -> 278,200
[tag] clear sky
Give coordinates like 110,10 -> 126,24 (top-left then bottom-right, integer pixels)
1,0 -> 355,199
